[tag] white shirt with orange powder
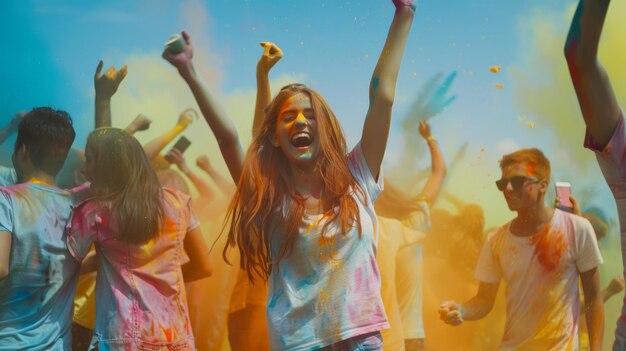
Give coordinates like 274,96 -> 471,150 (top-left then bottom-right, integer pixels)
475,209 -> 602,351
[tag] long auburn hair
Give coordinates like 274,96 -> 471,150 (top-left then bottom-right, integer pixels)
374,180 -> 428,220
87,128 -> 163,244
224,84 -> 365,282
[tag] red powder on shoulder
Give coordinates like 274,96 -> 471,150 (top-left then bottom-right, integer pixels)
529,224 -> 567,271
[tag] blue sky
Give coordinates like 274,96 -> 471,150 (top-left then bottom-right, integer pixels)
0,0 -> 569,143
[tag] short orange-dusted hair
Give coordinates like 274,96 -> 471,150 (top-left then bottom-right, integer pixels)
499,148 -> 550,182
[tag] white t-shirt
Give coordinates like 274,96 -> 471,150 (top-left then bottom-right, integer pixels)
266,143 -> 389,351
378,216 -> 425,351
0,166 -> 17,186
395,202 -> 430,339
475,209 -> 603,351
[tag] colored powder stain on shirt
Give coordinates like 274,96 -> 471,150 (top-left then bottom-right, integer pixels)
353,267 -> 363,294
304,221 -> 315,236
317,235 -> 338,263
532,297 -> 574,345
529,225 -> 567,271
159,324 -> 172,342
318,289 -> 331,310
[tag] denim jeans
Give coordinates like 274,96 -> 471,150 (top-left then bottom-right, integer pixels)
319,332 -> 383,351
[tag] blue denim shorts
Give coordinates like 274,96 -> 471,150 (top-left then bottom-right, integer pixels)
319,332 -> 383,351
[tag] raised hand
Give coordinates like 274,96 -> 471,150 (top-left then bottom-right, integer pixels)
392,0 -> 416,11
125,114 -> 152,135
94,60 -> 127,100
258,42 -> 283,73
418,120 -> 432,140
411,72 -> 457,124
439,300 -> 464,326
132,114 -> 152,132
177,108 -> 197,130
607,276 -> 626,297
196,155 -> 212,172
162,31 -> 194,74
166,148 -> 189,174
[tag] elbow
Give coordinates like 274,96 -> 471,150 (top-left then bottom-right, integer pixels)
199,259 -> 213,278
0,267 -> 8,280
371,82 -> 395,108
563,35 -> 581,64
564,41 -> 595,72
563,40 -> 576,62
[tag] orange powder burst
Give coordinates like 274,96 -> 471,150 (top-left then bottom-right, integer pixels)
495,83 -> 505,89
489,66 -> 501,73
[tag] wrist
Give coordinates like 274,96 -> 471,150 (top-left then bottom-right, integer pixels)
179,63 -> 197,81
95,94 -> 112,104
257,62 -> 271,75
394,0 -> 416,13
426,135 -> 437,143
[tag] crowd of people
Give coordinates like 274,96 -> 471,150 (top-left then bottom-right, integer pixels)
0,0 -> 625,350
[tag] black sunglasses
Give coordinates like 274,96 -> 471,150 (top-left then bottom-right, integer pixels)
495,176 -> 541,191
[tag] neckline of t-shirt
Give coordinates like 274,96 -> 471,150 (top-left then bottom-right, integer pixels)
506,209 -> 561,241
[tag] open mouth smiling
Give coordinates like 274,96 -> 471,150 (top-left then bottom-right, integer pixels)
291,132 -> 313,149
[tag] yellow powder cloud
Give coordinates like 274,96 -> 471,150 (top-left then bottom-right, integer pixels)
510,2 -> 626,171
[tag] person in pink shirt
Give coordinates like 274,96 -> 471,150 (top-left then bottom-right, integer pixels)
564,0 -> 626,348
65,127 -> 212,350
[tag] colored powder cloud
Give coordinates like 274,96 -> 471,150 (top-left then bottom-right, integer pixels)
107,0 -> 305,187
509,2 -> 626,172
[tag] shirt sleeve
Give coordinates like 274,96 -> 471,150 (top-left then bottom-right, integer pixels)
474,231 -> 501,283
0,167 -> 17,187
65,203 -> 98,261
0,190 -> 13,233
185,196 -> 200,233
584,111 -> 626,178
347,142 -> 384,204
574,215 -> 604,273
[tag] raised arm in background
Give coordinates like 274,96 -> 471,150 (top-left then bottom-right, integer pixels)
564,0 -> 620,147
94,60 -> 127,128
253,42 -> 283,137
142,110 -> 194,160
167,148 -> 216,201
196,155 -> 235,197
417,120 -> 446,206
125,114 -> 153,135
162,31 -> 244,182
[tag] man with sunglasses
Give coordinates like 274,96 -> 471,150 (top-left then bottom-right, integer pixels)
564,1 -> 626,349
439,148 -> 604,351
